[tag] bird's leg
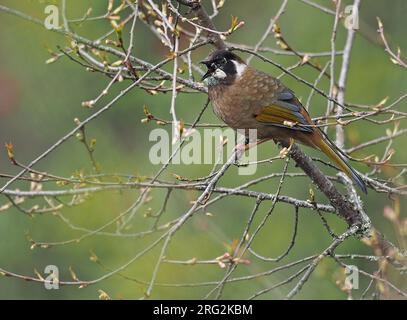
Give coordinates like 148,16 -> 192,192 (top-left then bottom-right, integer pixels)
235,138 -> 270,152
233,138 -> 271,167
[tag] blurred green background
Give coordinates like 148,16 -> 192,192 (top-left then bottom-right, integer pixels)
0,0 -> 406,299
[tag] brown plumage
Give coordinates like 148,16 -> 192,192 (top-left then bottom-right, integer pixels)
202,49 -> 367,193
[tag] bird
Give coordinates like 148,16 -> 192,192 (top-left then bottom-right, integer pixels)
200,49 -> 367,194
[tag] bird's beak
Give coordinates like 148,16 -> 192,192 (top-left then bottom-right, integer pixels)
201,70 -> 212,81
200,59 -> 211,67
200,60 -> 212,81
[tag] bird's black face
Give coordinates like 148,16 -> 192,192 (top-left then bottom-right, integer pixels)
201,50 -> 246,85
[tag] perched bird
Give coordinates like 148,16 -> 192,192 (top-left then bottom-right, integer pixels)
201,49 -> 367,193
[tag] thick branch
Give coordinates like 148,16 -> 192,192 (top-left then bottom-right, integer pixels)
289,144 -> 367,228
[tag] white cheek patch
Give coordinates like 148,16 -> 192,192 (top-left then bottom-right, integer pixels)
233,60 -> 247,78
213,68 -> 227,79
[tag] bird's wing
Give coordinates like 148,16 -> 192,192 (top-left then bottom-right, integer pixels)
254,86 -> 314,133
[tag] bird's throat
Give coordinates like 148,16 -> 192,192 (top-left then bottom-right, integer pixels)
205,76 -> 222,86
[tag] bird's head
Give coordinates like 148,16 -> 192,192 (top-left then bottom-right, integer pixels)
200,49 -> 246,86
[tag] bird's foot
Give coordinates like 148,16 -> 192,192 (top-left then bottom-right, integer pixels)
233,138 -> 271,166
234,138 -> 270,153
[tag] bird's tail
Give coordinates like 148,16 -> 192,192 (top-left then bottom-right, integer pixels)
311,131 -> 367,194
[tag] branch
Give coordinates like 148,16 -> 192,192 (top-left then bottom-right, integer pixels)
336,0 -> 361,149
176,0 -> 227,50
377,17 -> 407,69
285,225 -> 359,299
289,144 -> 368,228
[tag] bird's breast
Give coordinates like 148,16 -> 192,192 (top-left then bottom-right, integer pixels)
208,84 -> 257,130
